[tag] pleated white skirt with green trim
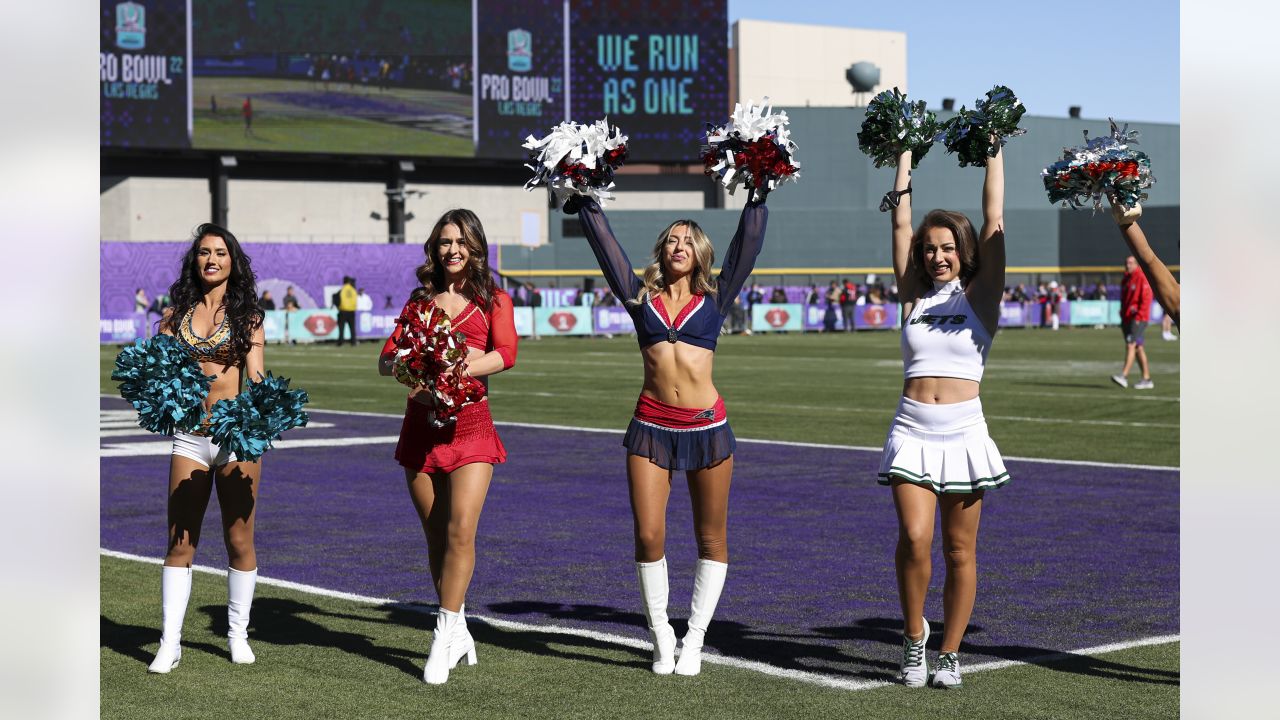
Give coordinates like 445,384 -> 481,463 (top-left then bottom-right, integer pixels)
877,395 -> 1010,494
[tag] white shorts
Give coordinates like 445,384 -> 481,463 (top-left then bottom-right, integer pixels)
877,396 -> 1009,494
172,432 -> 240,468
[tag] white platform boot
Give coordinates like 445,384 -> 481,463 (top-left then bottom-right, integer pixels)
148,566 -> 192,673
674,559 -> 727,676
423,607 -> 475,684
635,557 -> 677,674
227,567 -> 257,664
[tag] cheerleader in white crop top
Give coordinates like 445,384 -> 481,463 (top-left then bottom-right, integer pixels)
875,145 -> 1011,690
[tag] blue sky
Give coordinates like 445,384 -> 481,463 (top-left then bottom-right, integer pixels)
728,0 -> 1180,125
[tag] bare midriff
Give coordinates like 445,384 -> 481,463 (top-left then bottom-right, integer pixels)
903,376 -> 980,405
639,342 -> 719,409
201,361 -> 246,412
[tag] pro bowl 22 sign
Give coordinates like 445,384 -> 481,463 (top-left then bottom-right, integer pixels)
474,0 -> 567,157
100,0 -> 191,149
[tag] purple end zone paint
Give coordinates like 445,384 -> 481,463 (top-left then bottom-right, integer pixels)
101,398 -> 1178,679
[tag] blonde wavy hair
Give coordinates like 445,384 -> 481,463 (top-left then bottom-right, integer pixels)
629,219 -> 718,306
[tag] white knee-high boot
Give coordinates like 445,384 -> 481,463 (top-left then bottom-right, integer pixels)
227,567 -> 257,664
635,557 -> 677,674
148,566 -> 192,673
674,559 -> 727,676
424,607 -> 475,684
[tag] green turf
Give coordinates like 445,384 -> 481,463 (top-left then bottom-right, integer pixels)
100,327 -> 1180,466
101,556 -> 1178,720
191,76 -> 474,156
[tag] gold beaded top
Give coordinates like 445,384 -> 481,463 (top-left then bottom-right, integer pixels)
178,305 -> 237,365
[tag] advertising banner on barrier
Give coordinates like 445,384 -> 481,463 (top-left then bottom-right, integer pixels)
263,309 -> 340,343
358,312 -> 401,339
100,315 -> 147,343
998,302 -> 1029,327
854,303 -> 900,330
535,306 -> 592,336
751,303 -> 803,332
802,304 -> 845,331
512,307 -> 534,336
1066,300 -> 1111,327
593,306 -> 636,334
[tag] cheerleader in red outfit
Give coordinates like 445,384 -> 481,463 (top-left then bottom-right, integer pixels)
568,189 -> 768,676
378,209 -> 517,685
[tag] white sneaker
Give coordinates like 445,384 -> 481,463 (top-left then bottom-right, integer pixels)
1110,375 -> 1128,388
899,619 -> 930,687
1134,378 -> 1154,390
931,652 -> 962,689
1162,331 -> 1177,341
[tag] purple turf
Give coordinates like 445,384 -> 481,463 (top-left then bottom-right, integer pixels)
101,398 -> 1178,680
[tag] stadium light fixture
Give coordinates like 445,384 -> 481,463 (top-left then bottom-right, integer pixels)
370,211 -> 383,221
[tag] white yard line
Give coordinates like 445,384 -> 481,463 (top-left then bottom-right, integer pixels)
98,398 -> 1178,471
101,549 -> 1179,691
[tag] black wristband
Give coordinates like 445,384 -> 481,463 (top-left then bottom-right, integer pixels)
879,184 -> 912,213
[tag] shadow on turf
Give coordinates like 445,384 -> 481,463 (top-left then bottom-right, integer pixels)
196,599 -> 426,679
484,605 -> 1175,684
819,617 -> 1177,686
486,601 -> 902,681
101,616 -> 226,667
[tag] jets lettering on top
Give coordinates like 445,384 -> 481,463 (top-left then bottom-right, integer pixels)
911,314 -> 967,326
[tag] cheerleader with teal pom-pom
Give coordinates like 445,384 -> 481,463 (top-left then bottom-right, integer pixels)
143,223 -> 269,674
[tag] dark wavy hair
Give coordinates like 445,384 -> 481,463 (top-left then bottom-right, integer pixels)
910,209 -> 980,288
163,223 -> 263,365
411,209 -> 498,310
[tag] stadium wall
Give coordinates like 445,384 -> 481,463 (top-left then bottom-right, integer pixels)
534,108 -> 1178,277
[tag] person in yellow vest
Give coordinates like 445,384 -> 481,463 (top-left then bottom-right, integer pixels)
337,276 -> 359,346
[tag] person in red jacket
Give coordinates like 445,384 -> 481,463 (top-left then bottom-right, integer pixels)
1111,255 -> 1154,389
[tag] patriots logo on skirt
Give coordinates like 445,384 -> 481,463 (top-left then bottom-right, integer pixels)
692,408 -> 717,421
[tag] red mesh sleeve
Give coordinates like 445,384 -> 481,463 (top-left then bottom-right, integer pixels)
488,291 -> 518,369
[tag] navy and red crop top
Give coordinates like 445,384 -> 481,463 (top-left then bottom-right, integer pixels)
576,198 -> 768,351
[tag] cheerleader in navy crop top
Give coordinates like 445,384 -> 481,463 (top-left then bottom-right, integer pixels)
874,146 -> 1011,691
570,193 -> 768,677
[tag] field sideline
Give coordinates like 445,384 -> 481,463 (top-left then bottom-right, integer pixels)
100,329 -> 1178,718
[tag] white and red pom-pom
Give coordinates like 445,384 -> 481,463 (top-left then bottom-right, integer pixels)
391,300 -> 486,427
702,98 -> 800,197
523,119 -> 629,209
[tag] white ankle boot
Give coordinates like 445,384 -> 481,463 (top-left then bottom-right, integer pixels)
148,566 -> 192,673
227,567 -> 257,664
636,558 -> 677,674
454,603 -> 477,669
423,608 -> 475,684
674,559 -> 727,676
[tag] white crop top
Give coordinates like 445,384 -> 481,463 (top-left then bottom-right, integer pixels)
901,279 -> 992,382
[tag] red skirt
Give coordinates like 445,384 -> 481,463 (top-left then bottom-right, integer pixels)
395,398 -> 506,474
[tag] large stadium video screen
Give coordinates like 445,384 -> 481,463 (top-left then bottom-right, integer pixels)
99,0 -> 727,163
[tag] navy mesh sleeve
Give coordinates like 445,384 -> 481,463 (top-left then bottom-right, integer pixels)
577,199 -> 643,305
716,202 -> 769,314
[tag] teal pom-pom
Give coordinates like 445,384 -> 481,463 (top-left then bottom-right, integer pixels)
111,335 -> 215,435
937,85 -> 1027,167
856,87 -> 940,169
207,372 -> 310,462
